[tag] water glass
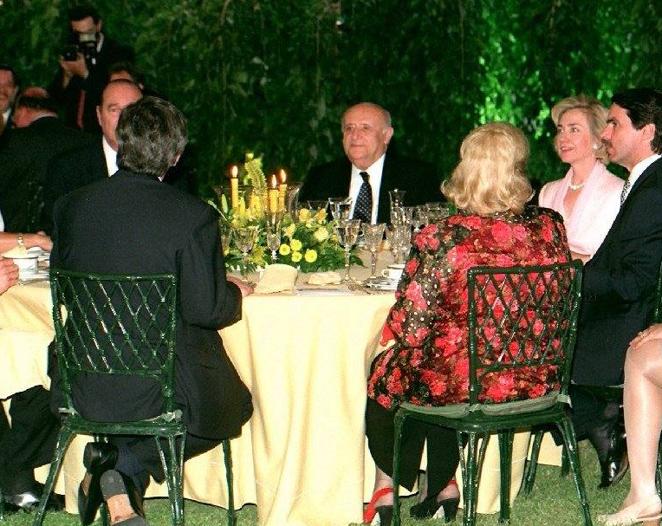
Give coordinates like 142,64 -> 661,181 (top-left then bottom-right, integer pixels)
234,225 -> 259,278
334,219 -> 361,282
329,197 -> 353,220
388,189 -> 407,210
265,212 -> 283,262
363,223 -> 386,279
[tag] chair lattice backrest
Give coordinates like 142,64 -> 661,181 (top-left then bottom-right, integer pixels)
50,269 -> 178,417
466,261 -> 582,407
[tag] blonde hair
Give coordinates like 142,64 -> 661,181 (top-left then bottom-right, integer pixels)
442,122 -> 532,215
551,95 -> 609,164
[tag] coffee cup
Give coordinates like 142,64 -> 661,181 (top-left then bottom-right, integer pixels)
381,264 -> 404,281
11,255 -> 38,277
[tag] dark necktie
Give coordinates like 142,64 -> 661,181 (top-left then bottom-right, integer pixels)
353,171 -> 373,223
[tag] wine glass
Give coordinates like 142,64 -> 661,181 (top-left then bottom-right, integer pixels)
265,212 -> 283,262
219,222 -> 233,256
363,223 -> 386,280
395,224 -> 412,263
386,225 -> 408,264
234,225 -> 259,279
334,219 -> 361,282
328,197 -> 353,220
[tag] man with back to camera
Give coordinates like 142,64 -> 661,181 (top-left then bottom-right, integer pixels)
49,4 -> 134,133
49,95 -> 253,525
571,88 -> 662,489
300,102 -> 440,223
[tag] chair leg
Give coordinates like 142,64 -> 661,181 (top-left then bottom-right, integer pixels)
461,432 -> 485,526
498,431 -> 514,523
32,427 -> 75,526
561,445 -> 570,477
392,410 -> 407,526
522,430 -> 543,495
222,439 -> 236,526
156,435 -> 185,526
556,417 -> 593,526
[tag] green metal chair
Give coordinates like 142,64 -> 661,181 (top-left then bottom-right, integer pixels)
391,261 -> 591,526
33,270 -> 187,526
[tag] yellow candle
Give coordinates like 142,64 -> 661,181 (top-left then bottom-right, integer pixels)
268,174 -> 279,213
278,169 -> 287,211
230,165 -> 239,209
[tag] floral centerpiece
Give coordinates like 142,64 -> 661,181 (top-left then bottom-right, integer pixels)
212,153 -> 361,273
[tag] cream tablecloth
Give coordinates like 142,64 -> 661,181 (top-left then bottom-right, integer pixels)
0,264 -> 561,526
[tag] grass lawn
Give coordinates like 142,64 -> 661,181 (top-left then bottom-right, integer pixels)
2,441 -> 626,525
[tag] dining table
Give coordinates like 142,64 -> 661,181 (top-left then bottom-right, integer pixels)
0,252 -> 562,526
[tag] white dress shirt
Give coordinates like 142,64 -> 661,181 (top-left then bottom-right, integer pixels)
348,154 -> 386,224
2,109 -> 10,128
102,136 -> 118,176
622,154 -> 662,202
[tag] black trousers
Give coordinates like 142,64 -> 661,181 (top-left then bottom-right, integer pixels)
366,398 -> 459,496
0,386 -> 60,494
110,434 -> 221,494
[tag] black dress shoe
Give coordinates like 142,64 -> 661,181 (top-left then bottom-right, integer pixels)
3,484 -> 65,513
598,431 -> 629,489
78,442 -> 119,525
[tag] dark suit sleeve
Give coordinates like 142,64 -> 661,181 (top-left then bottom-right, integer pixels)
584,185 -> 662,303
179,205 -> 242,330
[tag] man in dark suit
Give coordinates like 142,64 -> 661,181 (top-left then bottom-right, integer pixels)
42,79 -> 142,233
0,64 -> 19,144
571,88 -> 662,488
0,87 -> 92,232
300,102 -> 440,223
49,4 -> 134,133
50,96 -> 253,524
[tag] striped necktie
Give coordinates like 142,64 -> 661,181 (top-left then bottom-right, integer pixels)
353,171 -> 373,224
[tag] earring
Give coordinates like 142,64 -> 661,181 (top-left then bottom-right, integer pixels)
592,144 -> 599,150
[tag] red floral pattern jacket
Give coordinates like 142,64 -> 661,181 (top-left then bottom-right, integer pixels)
368,207 -> 571,410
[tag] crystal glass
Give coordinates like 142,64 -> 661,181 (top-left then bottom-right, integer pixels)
414,206 -> 430,232
234,225 -> 259,279
386,224 -> 410,264
334,219 -> 361,282
395,224 -> 412,263
388,188 -> 407,210
328,197 -> 353,220
305,200 -> 328,214
286,182 -> 303,215
363,223 -> 386,279
265,212 -> 283,262
220,222 -> 233,256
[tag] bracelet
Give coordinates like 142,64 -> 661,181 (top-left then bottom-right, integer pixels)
17,233 -> 24,248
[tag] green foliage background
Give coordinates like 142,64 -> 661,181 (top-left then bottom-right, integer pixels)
1,0 -> 660,195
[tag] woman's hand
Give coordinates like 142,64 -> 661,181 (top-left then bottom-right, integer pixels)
26,232 -> 53,252
629,324 -> 662,350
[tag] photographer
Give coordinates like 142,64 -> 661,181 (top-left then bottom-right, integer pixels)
49,4 -> 133,132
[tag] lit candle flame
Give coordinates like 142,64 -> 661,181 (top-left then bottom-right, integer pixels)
270,174 -> 278,188
231,165 -> 238,178
279,169 -> 287,184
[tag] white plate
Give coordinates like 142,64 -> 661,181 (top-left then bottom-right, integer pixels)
19,270 -> 49,282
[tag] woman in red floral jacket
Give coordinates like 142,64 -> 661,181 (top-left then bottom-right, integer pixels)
363,122 -> 570,525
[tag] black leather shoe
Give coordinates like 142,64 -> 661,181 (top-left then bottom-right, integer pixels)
78,442 -> 119,525
3,483 -> 65,514
598,431 -> 629,489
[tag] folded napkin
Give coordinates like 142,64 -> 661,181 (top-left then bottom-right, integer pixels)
254,264 -> 298,294
307,271 -> 342,286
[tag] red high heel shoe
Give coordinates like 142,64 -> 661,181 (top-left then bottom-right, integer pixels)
363,487 -> 393,524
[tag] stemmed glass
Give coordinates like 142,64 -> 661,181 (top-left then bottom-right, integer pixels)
220,222 -> 233,256
265,212 -> 283,262
363,223 -> 386,280
234,225 -> 259,279
386,224 -> 411,264
328,197 -> 353,220
334,219 -> 361,282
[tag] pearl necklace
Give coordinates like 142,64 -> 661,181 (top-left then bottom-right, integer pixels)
568,179 -> 585,191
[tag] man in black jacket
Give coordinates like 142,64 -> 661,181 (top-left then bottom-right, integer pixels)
49,4 -> 134,133
300,102 -> 440,223
50,96 -> 252,524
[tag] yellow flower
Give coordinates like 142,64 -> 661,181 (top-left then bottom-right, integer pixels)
279,244 -> 291,256
298,208 -> 311,222
291,251 -> 303,263
315,209 -> 327,222
313,227 -> 329,242
284,224 -> 296,238
290,238 -> 303,252
304,249 -> 318,263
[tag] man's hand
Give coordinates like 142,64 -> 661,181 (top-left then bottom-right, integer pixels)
630,323 -> 662,350
0,258 -> 19,294
227,276 -> 254,297
59,53 -> 89,86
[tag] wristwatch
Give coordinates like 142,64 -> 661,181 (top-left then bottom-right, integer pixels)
17,232 -> 24,248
